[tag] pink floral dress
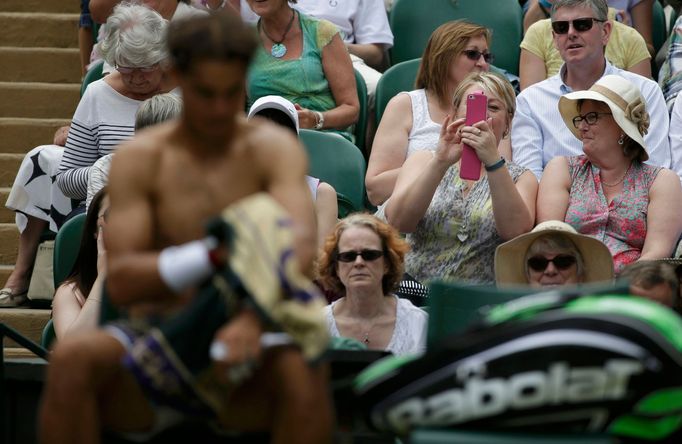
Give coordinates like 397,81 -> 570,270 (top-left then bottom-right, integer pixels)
565,155 -> 661,273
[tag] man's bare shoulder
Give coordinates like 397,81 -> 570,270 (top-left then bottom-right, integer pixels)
240,117 -> 305,161
111,121 -> 179,171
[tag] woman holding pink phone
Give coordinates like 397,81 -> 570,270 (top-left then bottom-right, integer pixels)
385,72 -> 537,284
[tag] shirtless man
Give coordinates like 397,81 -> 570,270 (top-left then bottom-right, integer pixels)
39,12 -> 332,444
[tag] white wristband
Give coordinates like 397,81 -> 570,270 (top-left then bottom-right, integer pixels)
158,238 -> 218,293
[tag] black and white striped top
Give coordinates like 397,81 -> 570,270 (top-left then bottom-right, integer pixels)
57,79 -> 142,200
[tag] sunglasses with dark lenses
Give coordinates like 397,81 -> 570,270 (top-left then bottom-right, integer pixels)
527,255 -> 577,272
551,17 -> 605,34
571,111 -> 612,128
462,49 -> 494,63
337,249 -> 384,263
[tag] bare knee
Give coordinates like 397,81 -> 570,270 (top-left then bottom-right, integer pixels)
46,332 -> 123,394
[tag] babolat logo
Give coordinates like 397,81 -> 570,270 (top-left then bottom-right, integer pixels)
377,359 -> 643,432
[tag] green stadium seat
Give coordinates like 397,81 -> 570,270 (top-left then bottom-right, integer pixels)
81,59 -> 105,97
389,0 -> 523,75
299,129 -> 367,216
52,213 -> 86,289
354,69 -> 368,155
375,58 -> 420,124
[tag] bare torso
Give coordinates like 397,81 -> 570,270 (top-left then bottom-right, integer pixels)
106,116 -> 316,314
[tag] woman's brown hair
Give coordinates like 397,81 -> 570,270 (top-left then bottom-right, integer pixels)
317,213 -> 409,296
415,20 -> 491,106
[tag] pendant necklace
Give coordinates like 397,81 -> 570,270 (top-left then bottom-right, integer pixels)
259,9 -> 297,59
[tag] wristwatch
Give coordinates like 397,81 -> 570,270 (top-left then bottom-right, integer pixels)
314,111 -> 325,130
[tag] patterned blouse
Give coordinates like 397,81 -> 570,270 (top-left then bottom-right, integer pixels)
565,155 -> 661,273
405,162 -> 528,285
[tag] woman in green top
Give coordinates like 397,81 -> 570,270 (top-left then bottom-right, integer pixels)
246,0 -> 359,141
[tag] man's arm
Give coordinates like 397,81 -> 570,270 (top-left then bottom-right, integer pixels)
510,90 -> 545,180
347,43 -> 387,71
254,127 -> 317,276
104,141 -> 179,306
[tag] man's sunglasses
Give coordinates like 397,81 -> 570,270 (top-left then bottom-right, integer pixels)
462,49 -> 494,64
551,17 -> 605,34
337,249 -> 384,263
527,254 -> 577,272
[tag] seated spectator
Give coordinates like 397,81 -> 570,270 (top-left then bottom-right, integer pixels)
57,3 -> 175,201
246,0 -> 359,141
317,213 -> 427,356
366,21 -> 492,206
0,3 -> 173,308
524,0 -> 655,56
495,220 -> 614,288
520,6 -> 650,91
86,93 -> 183,208
386,72 -> 537,284
538,75 -> 682,273
239,0 -> 393,100
51,189 -> 109,340
620,260 -> 681,310
512,0 -> 671,182
246,95 -> 338,247
670,94 -> 682,174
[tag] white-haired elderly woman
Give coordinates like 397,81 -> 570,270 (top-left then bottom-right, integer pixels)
538,75 -> 682,274
57,3 -> 174,200
0,3 -> 174,308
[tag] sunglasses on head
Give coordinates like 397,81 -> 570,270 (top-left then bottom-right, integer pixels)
337,249 -> 383,263
551,17 -> 605,34
527,254 -> 577,272
462,49 -> 494,63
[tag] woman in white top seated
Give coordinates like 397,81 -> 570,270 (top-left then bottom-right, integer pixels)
317,213 -> 427,356
365,20 -> 493,206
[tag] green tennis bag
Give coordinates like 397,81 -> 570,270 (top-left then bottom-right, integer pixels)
355,293 -> 682,442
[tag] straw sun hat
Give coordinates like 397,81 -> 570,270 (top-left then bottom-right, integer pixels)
495,221 -> 614,286
558,74 -> 650,161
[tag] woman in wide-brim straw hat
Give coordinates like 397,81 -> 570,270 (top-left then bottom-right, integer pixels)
537,74 -> 682,274
495,220 -> 614,288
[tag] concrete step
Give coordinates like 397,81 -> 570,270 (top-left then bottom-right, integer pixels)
0,47 -> 81,84
0,118 -> 70,154
0,308 -> 51,348
1,0 -> 78,14
0,265 -> 12,286
0,153 -> 23,188
0,223 -> 19,265
0,188 -> 14,224
0,82 -> 80,120
0,12 -> 79,48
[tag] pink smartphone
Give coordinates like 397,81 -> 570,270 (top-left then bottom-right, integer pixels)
459,91 -> 488,181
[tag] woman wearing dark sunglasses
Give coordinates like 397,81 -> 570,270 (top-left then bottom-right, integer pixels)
317,214 -> 427,356
366,20 -> 493,206
495,220 -> 614,287
538,75 -> 682,274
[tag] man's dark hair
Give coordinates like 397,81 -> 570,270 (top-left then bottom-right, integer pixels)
255,109 -> 297,135
167,11 -> 258,73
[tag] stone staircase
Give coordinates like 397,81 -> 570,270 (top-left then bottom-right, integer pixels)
0,0 -> 80,355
